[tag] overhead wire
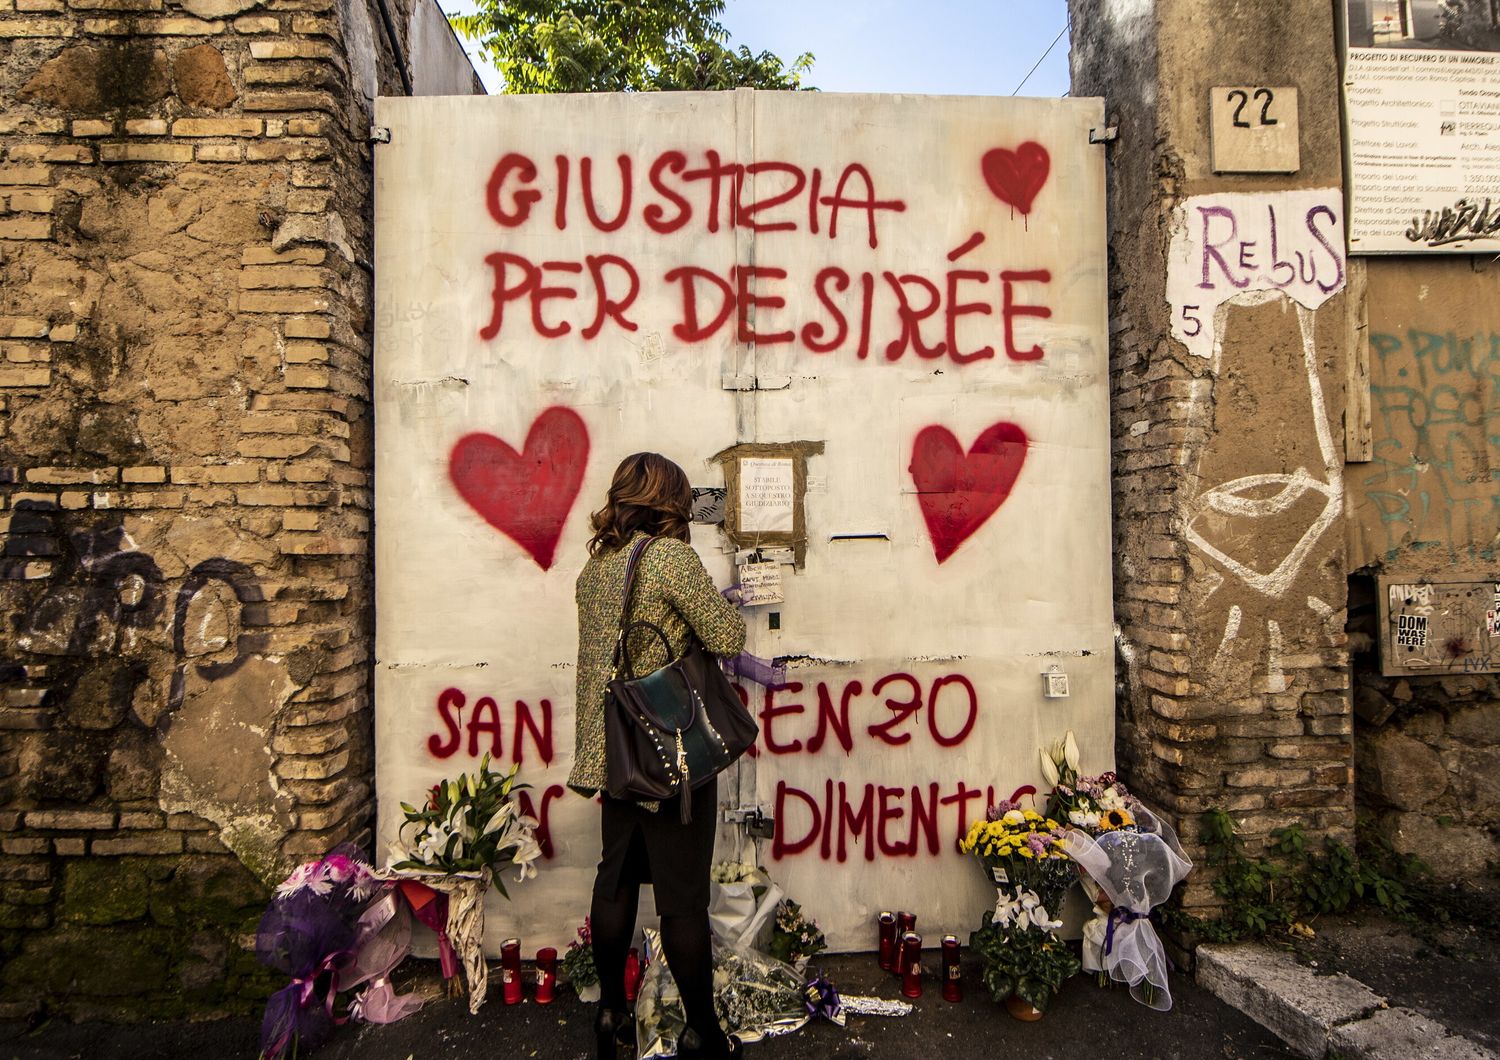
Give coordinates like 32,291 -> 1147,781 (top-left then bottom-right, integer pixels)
1011,18 -> 1070,96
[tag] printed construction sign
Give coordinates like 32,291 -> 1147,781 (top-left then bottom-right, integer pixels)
373,91 -> 1113,952
1341,0 -> 1500,253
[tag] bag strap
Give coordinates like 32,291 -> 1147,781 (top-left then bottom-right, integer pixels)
612,536 -> 657,673
616,619 -> 675,682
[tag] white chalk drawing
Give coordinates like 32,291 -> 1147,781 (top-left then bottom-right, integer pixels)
1265,619 -> 1286,693
1166,188 -> 1346,360
1211,604 -> 1243,672
1182,260 -> 1350,695
1184,298 -> 1344,600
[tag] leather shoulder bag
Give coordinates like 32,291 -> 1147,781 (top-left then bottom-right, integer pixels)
602,536 -> 758,821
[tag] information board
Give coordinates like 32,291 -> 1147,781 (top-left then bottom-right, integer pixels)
1342,0 -> 1500,253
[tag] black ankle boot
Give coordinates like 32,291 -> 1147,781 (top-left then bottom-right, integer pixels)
594,1007 -> 632,1060
677,1028 -> 745,1059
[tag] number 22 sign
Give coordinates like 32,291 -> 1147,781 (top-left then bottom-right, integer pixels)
1209,85 -> 1300,174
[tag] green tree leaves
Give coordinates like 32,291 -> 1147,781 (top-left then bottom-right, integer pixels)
448,0 -> 814,93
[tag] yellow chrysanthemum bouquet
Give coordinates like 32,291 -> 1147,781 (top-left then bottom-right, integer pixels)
960,805 -> 1073,908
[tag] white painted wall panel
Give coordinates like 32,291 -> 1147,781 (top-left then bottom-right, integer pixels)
374,91 -> 1112,953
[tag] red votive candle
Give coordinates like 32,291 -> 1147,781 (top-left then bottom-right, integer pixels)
501,938 -> 523,1005
535,946 -> 557,1005
624,947 -> 641,1002
900,931 -> 923,999
895,912 -> 916,975
877,911 -> 897,971
941,934 -> 962,1002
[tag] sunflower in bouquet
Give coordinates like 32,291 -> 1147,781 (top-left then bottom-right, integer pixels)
1039,730 -> 1140,837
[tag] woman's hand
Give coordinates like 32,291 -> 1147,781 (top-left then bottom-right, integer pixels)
723,652 -> 786,687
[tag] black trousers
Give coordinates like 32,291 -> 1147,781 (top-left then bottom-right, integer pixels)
593,779 -> 718,913
590,779 -> 727,1051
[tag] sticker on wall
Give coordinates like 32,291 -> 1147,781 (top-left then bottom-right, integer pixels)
1396,613 -> 1429,649
690,487 -> 726,525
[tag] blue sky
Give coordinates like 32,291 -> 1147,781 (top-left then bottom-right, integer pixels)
445,0 -> 1072,97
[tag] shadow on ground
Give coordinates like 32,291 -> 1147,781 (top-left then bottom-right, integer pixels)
2,950 -> 1296,1060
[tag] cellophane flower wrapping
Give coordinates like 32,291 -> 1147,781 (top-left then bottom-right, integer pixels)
342,889 -> 424,1025
708,861 -> 780,950
256,843 -> 382,1059
635,928 -> 807,1058
1062,805 -> 1192,1011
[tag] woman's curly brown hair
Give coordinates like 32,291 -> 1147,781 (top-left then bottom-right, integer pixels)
587,452 -> 692,554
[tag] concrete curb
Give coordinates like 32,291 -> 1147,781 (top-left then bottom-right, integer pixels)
1196,943 -> 1497,1060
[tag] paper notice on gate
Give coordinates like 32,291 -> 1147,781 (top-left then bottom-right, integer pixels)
738,458 -> 795,533
739,561 -> 785,606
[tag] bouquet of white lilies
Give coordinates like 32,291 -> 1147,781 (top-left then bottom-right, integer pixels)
389,753 -> 542,893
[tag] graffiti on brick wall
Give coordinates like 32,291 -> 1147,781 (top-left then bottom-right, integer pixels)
6,511 -> 296,869
1166,188 -> 1345,361
1358,328 -> 1500,565
1166,190 -> 1349,689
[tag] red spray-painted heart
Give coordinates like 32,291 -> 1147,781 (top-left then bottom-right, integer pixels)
980,142 -> 1051,216
909,422 -> 1029,564
448,406 -> 590,571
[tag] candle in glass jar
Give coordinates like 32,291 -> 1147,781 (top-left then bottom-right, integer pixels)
877,911 -> 897,972
900,931 -> 923,999
501,938 -> 523,1005
535,946 -> 557,1005
941,934 -> 961,1002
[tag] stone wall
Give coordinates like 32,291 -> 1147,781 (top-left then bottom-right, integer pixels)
1346,254 -> 1500,880
1070,0 -> 1356,916
0,0 -> 474,1018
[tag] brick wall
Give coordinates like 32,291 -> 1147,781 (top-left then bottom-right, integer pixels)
0,0 -> 446,1016
1070,0 -> 1357,918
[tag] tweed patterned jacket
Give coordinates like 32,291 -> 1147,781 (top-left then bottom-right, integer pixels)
568,532 -> 747,800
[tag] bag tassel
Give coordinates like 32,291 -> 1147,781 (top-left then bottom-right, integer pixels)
676,732 -> 691,824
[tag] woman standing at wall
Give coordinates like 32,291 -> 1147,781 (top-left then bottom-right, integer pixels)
569,452 -> 748,1060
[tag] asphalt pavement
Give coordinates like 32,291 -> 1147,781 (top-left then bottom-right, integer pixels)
2,951 -> 1296,1060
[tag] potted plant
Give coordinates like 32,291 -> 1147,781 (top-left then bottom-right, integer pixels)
969,903 -> 1082,1019
562,918 -> 600,1002
960,802 -> 1078,1017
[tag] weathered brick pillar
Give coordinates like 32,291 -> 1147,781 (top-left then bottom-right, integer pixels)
0,0 -> 423,1015
1069,0 -> 1355,916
